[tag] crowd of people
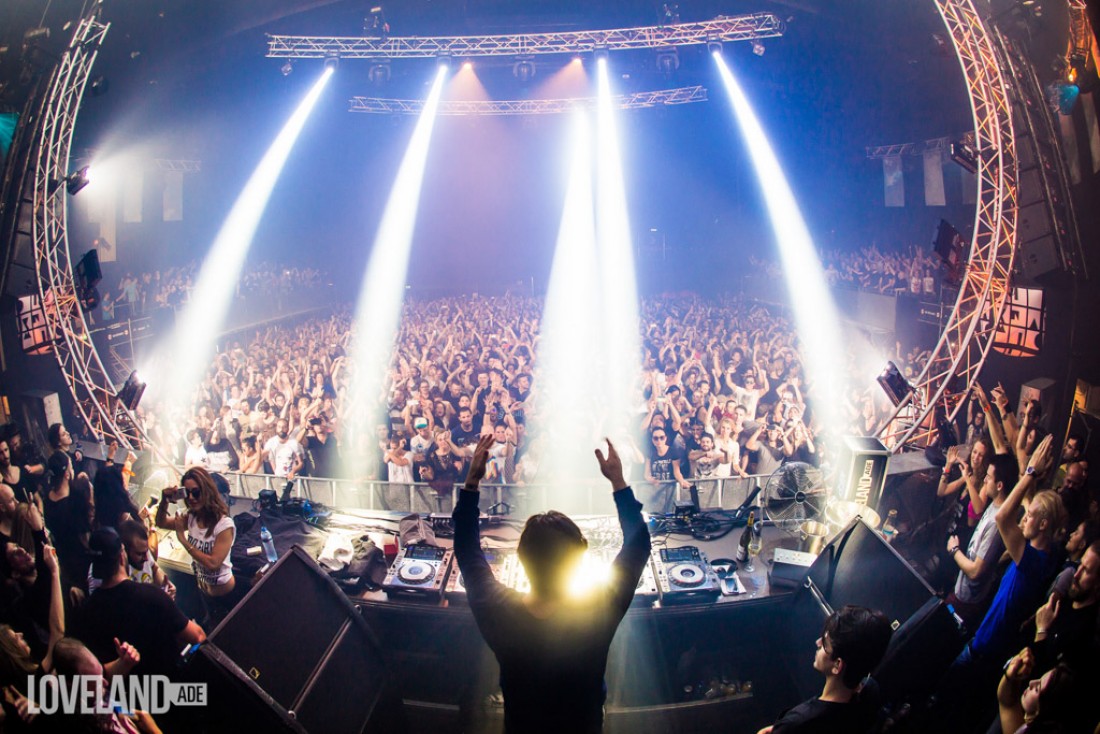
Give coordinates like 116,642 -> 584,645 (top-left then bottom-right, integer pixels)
0,274 -> 1096,730
0,371 -> 1094,731
93,261 -> 327,323
0,420 -> 209,731
749,244 -> 946,297
904,381 -> 1099,732
111,293 -> 932,513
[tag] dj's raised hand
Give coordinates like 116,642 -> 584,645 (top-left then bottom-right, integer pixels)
595,438 -> 627,491
464,434 -> 496,488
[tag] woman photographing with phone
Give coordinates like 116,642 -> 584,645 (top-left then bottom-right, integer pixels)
155,466 -> 240,629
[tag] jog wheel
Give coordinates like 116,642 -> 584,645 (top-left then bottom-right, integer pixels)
399,561 -> 435,584
668,563 -> 705,587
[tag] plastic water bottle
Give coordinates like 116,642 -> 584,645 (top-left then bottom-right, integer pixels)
881,509 -> 898,544
260,526 -> 278,563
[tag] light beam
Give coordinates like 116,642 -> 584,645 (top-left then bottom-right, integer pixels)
344,66 -> 449,478
712,53 -> 846,433
147,68 -> 333,416
594,57 -> 642,445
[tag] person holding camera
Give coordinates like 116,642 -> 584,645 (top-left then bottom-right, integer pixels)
155,466 -> 240,629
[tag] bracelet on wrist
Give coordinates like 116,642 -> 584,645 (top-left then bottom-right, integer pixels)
1035,628 -> 1048,636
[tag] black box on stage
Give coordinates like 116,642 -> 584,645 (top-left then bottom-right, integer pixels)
190,546 -> 401,732
782,519 -> 964,704
835,436 -> 890,515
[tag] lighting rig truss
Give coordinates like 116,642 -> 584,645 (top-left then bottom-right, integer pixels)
29,11 -> 153,454
154,159 -> 202,173
350,85 -> 707,116
864,132 -> 974,159
874,0 -> 1019,452
267,14 -> 784,59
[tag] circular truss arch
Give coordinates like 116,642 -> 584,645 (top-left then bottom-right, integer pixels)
874,0 -> 1019,452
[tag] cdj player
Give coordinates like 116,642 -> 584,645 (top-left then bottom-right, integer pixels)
650,545 -> 721,604
445,546 -> 514,601
382,544 -> 454,599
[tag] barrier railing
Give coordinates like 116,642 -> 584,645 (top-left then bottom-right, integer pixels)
215,471 -> 769,517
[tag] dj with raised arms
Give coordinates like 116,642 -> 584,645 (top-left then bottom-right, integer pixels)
452,433 -> 652,733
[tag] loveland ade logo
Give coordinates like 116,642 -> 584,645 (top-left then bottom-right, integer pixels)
26,675 -> 207,715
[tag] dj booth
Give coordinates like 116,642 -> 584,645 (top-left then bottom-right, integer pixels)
154,495 -> 966,734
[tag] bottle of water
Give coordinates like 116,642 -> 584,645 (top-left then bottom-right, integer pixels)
882,509 -> 898,544
260,526 -> 278,563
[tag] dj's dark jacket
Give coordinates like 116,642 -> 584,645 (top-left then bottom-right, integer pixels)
452,486 -> 651,734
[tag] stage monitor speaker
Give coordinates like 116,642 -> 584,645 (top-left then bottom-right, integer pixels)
192,546 -> 400,733
807,519 -> 937,639
784,519 -> 964,703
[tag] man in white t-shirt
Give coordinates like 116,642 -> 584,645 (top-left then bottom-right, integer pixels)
264,419 -> 303,501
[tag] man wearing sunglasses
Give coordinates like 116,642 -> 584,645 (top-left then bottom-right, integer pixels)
643,428 -> 689,515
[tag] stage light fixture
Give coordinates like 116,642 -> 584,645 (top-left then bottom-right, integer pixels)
65,166 -> 91,196
655,48 -> 679,75
281,61 -> 293,76
462,60 -> 473,71
368,60 -> 391,84
513,56 -> 535,83
876,361 -> 914,407
117,370 -> 147,411
707,37 -> 723,56
594,46 -> 609,63
89,75 -> 109,96
752,40 -> 765,56
437,55 -> 452,70
324,54 -> 339,72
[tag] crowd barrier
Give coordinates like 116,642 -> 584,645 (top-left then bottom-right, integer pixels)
207,470 -> 770,517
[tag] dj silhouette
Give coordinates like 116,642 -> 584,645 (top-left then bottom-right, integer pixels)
452,434 -> 651,733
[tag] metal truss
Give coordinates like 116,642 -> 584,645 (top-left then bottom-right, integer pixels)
30,12 -> 150,453
154,159 -> 202,173
875,0 -> 1018,452
267,14 -> 784,59
864,132 -> 973,159
350,85 -> 707,116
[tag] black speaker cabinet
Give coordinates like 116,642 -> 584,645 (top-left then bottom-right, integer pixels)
784,519 -> 964,704
190,546 -> 400,733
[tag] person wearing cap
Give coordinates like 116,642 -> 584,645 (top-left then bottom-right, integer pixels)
744,422 -> 786,478
73,527 -> 204,678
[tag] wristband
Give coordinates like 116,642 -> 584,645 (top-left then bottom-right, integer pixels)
1035,628 -> 1047,636
950,547 -> 961,555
